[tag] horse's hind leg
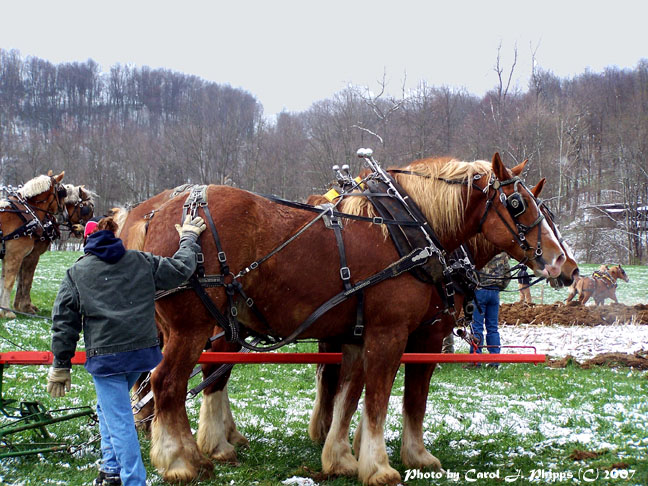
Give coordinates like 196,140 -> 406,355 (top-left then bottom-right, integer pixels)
321,343 -> 365,477
400,325 -> 444,470
196,366 -> 248,462
13,241 -> 47,313
309,341 -> 342,443
150,327 -> 214,482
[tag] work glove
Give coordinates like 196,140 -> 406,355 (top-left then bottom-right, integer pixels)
175,215 -> 207,240
47,367 -> 71,398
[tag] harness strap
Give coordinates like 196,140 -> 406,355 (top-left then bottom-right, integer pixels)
238,247 -> 431,352
321,203 -> 365,339
259,193 -> 422,227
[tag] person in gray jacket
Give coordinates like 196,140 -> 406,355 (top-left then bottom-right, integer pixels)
47,215 -> 206,486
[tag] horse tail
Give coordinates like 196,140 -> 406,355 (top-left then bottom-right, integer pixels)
110,207 -> 130,237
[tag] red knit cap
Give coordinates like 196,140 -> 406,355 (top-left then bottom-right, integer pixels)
83,220 -> 99,239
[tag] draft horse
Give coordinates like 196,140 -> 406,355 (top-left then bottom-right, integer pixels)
121,153 -> 565,485
307,164 -> 580,473
566,264 -> 628,305
12,184 -> 96,314
0,172 -> 67,318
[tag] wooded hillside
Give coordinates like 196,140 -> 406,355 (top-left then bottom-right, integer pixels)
1,49 -> 646,262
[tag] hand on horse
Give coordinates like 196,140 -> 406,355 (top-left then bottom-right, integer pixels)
175,215 -> 207,240
47,367 -> 71,398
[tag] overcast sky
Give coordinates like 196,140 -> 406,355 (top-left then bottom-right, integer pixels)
2,1 -> 646,117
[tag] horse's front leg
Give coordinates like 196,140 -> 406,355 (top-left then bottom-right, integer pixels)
14,241 -> 48,313
400,323 -> 445,470
150,323 -> 214,482
0,240 -> 33,318
356,331 -> 408,486
321,343 -> 365,477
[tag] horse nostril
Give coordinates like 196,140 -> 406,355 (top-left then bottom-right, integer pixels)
554,253 -> 566,269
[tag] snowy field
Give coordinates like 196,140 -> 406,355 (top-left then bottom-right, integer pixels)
453,323 -> 648,361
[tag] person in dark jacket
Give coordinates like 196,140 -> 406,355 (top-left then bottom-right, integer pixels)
470,253 -> 510,358
47,215 -> 206,486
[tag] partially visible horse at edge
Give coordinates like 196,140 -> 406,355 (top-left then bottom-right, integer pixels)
117,153 -> 566,485
566,264 -> 629,305
0,172 -> 67,318
12,184 -> 96,314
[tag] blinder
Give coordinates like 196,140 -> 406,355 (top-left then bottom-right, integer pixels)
80,204 -> 93,217
506,187 -> 527,218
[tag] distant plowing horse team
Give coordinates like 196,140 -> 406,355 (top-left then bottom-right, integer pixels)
0,151 -> 626,485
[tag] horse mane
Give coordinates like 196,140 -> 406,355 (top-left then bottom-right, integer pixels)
340,157 -> 493,241
63,184 -> 98,205
18,175 -> 52,199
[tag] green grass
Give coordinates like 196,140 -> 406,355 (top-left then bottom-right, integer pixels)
1,252 -> 647,485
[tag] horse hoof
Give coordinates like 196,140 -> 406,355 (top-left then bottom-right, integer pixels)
227,429 -> 249,448
324,462 -> 358,478
402,450 -> 442,470
0,310 -> 16,319
364,466 -> 401,486
211,444 -> 238,464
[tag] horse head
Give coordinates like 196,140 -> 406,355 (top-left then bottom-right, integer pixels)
19,171 -> 66,216
470,153 -> 566,279
62,185 -> 96,236
528,176 -> 580,287
611,264 -> 630,283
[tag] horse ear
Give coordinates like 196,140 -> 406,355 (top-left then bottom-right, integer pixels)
53,171 -> 64,183
491,152 -> 509,180
531,178 -> 546,197
47,170 -> 53,176
511,159 -> 528,176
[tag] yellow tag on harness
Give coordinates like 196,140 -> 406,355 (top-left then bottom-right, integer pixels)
354,177 -> 366,190
324,188 -> 341,202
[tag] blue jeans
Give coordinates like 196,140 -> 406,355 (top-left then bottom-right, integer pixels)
92,372 -> 146,486
470,288 -> 501,354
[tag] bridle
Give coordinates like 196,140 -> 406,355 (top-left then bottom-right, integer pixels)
392,168 -> 548,265
61,193 -> 95,231
477,174 -> 546,264
24,177 -> 68,218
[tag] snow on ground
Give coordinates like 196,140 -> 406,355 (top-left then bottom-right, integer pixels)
454,323 -> 648,360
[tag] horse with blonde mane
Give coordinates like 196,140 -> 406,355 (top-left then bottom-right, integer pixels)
117,153 -> 566,485
12,184 -> 96,314
0,172 -> 66,318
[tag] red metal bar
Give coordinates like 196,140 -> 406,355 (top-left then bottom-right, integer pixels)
0,350 -> 545,365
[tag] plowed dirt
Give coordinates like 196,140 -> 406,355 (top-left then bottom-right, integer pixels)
499,302 -> 648,326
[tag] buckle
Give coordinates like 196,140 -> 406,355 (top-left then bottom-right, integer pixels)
340,267 -> 351,281
353,324 -> 364,337
218,251 -> 227,263
372,216 -> 384,225
196,253 -> 205,264
246,297 -> 254,307
231,306 -> 238,317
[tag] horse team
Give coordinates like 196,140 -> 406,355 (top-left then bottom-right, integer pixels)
0,153 -> 625,485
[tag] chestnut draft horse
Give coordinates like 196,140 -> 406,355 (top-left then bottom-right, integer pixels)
306,170 -> 581,473
0,172 -> 67,319
566,264 -> 629,305
12,184 -> 96,314
120,153 -> 565,485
